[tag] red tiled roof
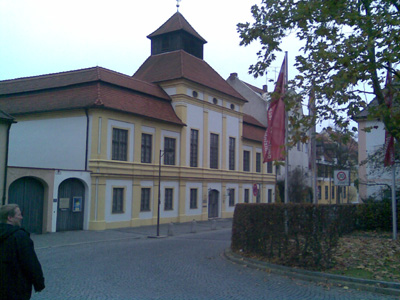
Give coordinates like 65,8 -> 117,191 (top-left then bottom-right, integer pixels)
0,68 -> 185,126
242,114 -> 266,143
0,67 -> 170,101
245,82 -> 264,95
147,12 -> 206,43
243,114 -> 265,128
133,50 -> 247,102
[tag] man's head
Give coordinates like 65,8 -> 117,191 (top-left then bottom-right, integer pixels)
0,204 -> 23,226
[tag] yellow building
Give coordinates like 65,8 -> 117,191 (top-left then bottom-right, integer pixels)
0,12 -> 275,233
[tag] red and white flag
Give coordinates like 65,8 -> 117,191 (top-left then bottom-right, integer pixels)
383,67 -> 395,167
263,56 -> 287,162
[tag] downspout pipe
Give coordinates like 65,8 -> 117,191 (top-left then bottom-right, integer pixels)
85,108 -> 89,171
2,122 -> 13,205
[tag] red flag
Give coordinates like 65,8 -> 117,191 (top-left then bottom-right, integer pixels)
263,56 -> 286,162
383,67 -> 395,167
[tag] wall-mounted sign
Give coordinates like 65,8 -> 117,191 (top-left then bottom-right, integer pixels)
334,170 -> 350,186
72,197 -> 82,212
59,198 -> 70,209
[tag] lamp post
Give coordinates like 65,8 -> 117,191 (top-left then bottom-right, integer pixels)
156,149 -> 173,237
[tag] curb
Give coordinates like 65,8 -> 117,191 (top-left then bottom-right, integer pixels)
224,248 -> 400,297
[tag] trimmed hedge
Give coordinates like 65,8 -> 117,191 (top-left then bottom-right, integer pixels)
231,203 -> 399,270
231,204 -> 357,270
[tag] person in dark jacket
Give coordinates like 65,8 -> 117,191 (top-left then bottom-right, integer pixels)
0,204 -> 45,300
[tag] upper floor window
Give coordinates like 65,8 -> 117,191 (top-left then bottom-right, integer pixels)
256,153 -> 261,173
210,133 -> 219,169
243,151 -> 250,172
164,137 -> 176,165
267,161 -> 273,174
141,133 -> 152,163
112,187 -> 124,214
229,137 -> 235,170
190,129 -> 198,167
112,128 -> 128,161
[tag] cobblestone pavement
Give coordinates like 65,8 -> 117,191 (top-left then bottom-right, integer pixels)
30,220 -> 398,300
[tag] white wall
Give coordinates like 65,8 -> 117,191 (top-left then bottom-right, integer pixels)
9,116 -> 87,170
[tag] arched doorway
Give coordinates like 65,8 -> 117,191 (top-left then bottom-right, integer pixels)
57,178 -> 85,231
8,177 -> 44,234
208,189 -> 219,218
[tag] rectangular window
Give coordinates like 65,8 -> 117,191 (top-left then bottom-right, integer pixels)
256,153 -> 261,173
268,189 -> 272,203
228,189 -> 235,207
141,133 -> 152,163
244,189 -> 249,203
210,133 -> 219,169
229,137 -> 235,170
140,188 -> 151,212
112,188 -> 124,214
243,150 -> 250,172
190,188 -> 197,209
164,137 -> 176,165
318,186 -> 321,200
164,188 -> 173,211
190,129 -> 198,167
325,186 -> 329,199
112,128 -> 128,161
267,161 -> 273,174
331,186 -> 335,199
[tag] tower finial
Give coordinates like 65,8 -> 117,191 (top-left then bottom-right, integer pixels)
176,0 -> 181,12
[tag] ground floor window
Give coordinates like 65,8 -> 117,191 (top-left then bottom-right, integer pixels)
190,188 -> 197,209
228,189 -> 235,207
164,188 -> 173,210
244,189 -> 249,203
141,188 -> 151,211
112,187 -> 124,214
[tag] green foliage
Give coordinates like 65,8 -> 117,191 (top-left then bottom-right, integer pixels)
237,0 -> 400,143
356,198 -> 400,231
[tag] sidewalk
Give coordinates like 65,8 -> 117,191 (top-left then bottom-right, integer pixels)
31,218 -> 233,249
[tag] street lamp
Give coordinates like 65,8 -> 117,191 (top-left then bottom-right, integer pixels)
155,148 -> 173,237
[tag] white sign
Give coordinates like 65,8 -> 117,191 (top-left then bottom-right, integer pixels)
334,170 -> 350,186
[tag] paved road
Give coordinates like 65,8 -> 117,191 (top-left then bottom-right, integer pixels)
30,220 -> 397,300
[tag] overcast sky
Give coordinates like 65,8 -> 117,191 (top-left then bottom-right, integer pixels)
0,0 -> 301,92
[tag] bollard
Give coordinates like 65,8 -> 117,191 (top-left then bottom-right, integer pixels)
168,222 -> 174,236
211,219 -> 217,230
191,219 -> 197,233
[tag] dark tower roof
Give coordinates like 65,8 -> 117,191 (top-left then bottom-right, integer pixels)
147,12 -> 207,59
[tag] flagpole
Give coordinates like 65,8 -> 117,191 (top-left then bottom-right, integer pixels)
284,51 -> 289,204
392,165 -> 397,240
